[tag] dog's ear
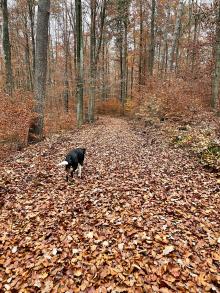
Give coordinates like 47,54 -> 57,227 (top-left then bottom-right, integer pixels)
82,148 -> 86,154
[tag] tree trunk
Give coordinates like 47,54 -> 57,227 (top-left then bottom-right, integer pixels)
1,0 -> 13,94
186,0 -> 193,67
211,1 -> 220,110
28,0 -> 35,85
88,0 -> 106,122
138,0 -> 144,86
63,0 -> 69,113
191,0 -> 199,75
148,0 -> 156,76
122,6 -> 128,112
24,16 -> 33,91
170,0 -> 184,71
88,0 -> 96,123
28,0 -> 50,141
75,0 -> 84,127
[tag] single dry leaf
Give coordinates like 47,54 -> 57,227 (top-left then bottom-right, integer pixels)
118,243 -> 124,251
74,269 -> 83,277
163,245 -> 175,255
11,246 -> 17,253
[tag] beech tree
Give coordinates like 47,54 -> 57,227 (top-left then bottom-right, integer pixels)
148,0 -> 156,76
75,0 -> 84,127
1,0 -> 13,94
29,0 -> 50,141
211,0 -> 220,110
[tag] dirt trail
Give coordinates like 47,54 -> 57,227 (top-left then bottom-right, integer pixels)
0,117 -> 219,292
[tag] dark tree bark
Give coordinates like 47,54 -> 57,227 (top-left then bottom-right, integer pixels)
28,0 -> 50,141
116,0 -> 130,110
75,0 -> 84,127
148,0 -> 156,76
1,0 -> 13,94
138,0 -> 144,86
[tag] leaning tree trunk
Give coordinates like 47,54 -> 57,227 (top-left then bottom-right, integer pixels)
1,0 -> 13,95
75,0 -> 84,127
211,0 -> 220,110
28,0 -> 50,141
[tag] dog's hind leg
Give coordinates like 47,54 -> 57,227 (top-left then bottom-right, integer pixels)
65,166 -> 70,181
78,164 -> 82,178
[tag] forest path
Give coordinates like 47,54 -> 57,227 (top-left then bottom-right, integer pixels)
0,116 -> 219,292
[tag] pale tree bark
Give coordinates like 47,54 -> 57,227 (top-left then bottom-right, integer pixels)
170,0 -> 184,71
23,15 -> 33,90
211,0 -> 220,110
28,0 -> 50,141
63,0 -> 69,113
88,0 -> 96,123
75,0 -> 84,127
148,0 -> 156,76
186,0 -> 193,67
27,0 -> 35,84
1,0 -> 13,94
191,0 -> 199,75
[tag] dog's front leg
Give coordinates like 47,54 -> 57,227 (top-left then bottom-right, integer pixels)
78,164 -> 82,178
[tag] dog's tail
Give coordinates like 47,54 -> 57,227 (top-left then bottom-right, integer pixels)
57,161 -> 68,167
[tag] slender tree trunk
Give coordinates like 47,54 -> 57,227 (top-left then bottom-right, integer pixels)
186,0 -> 193,67
170,0 -> 184,71
75,0 -> 84,127
88,0 -> 106,122
63,1 -> 69,113
211,0 -> 220,110
88,0 -> 96,123
148,0 -> 156,76
138,0 -> 144,86
28,0 -> 35,84
28,0 -> 50,141
122,6 -> 128,112
1,0 -> 13,94
24,16 -> 33,90
191,1 -> 199,75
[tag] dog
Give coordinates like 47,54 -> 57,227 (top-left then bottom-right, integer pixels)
58,148 -> 86,181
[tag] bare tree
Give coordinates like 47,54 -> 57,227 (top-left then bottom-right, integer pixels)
27,0 -> 35,84
211,0 -> 220,110
28,0 -> 50,141
1,0 -> 13,94
75,0 -> 84,127
170,0 -> 184,71
148,0 -> 156,76
88,0 -> 107,123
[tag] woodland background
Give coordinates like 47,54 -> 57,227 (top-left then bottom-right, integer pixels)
0,0 -> 219,158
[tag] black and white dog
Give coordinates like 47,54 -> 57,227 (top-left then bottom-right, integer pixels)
58,148 -> 86,181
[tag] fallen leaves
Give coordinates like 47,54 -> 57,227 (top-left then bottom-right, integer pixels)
0,117 -> 219,291
162,245 -> 175,256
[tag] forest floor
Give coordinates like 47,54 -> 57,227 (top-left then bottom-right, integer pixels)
0,116 -> 219,292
